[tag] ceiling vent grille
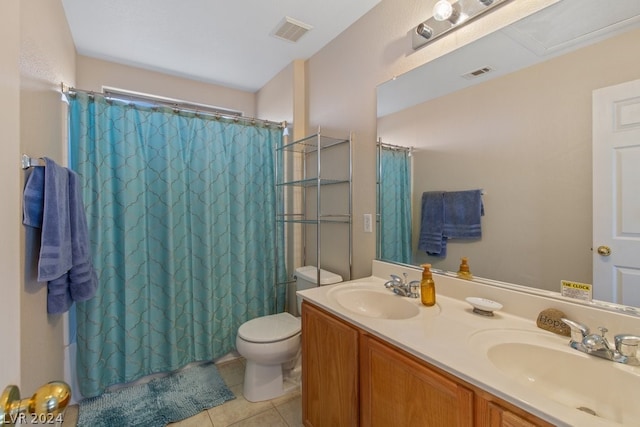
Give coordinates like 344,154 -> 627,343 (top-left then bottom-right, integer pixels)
461,66 -> 494,80
272,16 -> 313,43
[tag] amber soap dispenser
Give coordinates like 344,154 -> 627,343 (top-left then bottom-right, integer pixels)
457,257 -> 473,280
420,263 -> 436,307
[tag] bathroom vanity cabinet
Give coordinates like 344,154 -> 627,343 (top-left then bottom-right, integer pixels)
301,301 -> 553,427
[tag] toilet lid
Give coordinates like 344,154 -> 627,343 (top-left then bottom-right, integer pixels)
238,312 -> 301,343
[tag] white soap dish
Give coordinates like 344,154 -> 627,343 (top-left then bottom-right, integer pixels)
465,297 -> 502,316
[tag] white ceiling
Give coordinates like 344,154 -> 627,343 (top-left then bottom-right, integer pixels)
61,0 -> 381,93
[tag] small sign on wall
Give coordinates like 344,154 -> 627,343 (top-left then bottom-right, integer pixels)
561,280 -> 593,301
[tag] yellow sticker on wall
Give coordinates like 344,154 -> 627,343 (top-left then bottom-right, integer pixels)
561,280 -> 593,301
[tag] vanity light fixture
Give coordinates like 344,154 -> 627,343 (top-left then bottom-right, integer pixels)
412,0 -> 512,50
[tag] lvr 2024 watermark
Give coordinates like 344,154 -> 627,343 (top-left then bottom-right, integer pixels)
4,412 -> 64,424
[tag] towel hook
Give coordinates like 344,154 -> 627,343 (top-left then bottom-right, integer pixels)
21,155 -> 31,169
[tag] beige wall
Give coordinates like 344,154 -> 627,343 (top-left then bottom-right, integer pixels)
0,0 -> 22,391
256,61 -> 294,124
19,0 -> 77,395
300,0 -> 558,279
77,56 -> 256,117
377,28 -> 640,291
0,0 -> 76,395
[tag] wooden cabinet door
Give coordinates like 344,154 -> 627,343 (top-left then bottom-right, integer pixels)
360,334 -> 474,427
484,402 -> 537,427
476,393 -> 554,427
302,301 -> 359,427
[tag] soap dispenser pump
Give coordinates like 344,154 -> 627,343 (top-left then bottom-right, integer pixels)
420,264 -> 436,307
457,257 -> 473,280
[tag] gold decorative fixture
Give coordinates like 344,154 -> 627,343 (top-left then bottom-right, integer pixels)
412,0 -> 513,50
0,382 -> 71,424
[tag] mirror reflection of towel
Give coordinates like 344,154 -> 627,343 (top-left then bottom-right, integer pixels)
443,190 -> 484,239
418,189 -> 484,257
417,192 -> 445,256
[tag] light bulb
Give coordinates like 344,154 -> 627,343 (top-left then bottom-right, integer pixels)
433,0 -> 453,21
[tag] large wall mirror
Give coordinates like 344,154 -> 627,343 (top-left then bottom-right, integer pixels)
376,0 -> 640,306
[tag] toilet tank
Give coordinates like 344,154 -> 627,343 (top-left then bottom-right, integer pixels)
295,266 -> 342,314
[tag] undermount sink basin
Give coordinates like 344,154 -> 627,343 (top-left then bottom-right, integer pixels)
469,329 -> 640,424
328,283 -> 431,319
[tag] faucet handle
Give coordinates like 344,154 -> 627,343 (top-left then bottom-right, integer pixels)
614,334 -> 640,358
561,318 -> 590,343
408,280 -> 420,298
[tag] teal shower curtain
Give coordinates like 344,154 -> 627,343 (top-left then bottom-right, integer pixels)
68,92 -> 285,398
379,147 -> 412,264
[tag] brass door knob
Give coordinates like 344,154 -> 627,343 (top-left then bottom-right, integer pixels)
597,245 -> 612,256
0,382 -> 70,423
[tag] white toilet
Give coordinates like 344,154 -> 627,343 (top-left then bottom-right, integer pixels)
235,266 -> 342,402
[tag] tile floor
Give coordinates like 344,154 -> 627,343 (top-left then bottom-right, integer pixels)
62,358 -> 302,427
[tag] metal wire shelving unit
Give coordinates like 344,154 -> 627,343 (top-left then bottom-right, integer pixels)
275,128 -> 353,295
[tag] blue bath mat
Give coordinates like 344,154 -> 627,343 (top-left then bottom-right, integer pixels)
77,362 -> 235,427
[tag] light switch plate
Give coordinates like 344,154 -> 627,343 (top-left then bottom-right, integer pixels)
364,213 -> 372,233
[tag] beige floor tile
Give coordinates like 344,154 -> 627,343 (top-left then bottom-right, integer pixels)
207,383 -> 272,426
168,410 -> 214,427
216,358 -> 246,388
61,404 -> 78,427
269,388 -> 300,407
275,394 -> 302,427
228,408 -> 288,427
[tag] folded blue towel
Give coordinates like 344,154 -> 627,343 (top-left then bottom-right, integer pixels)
417,191 -> 446,256
442,189 -> 484,239
22,158 -> 98,314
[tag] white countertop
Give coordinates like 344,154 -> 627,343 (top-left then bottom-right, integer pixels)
297,261 -> 640,427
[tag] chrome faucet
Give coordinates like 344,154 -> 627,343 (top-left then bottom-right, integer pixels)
561,318 -> 640,366
384,273 -> 419,298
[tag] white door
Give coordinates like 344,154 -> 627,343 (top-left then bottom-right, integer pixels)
593,78 -> 640,305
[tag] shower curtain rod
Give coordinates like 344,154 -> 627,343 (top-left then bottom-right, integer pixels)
61,83 -> 285,129
377,139 -> 413,152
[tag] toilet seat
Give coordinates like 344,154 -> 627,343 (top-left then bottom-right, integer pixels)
238,312 -> 301,343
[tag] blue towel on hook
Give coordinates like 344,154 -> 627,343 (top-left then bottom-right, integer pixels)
36,159 -> 73,281
23,157 -> 98,314
23,165 -> 45,228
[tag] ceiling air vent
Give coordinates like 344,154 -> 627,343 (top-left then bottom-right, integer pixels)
272,16 -> 313,43
461,66 -> 494,80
